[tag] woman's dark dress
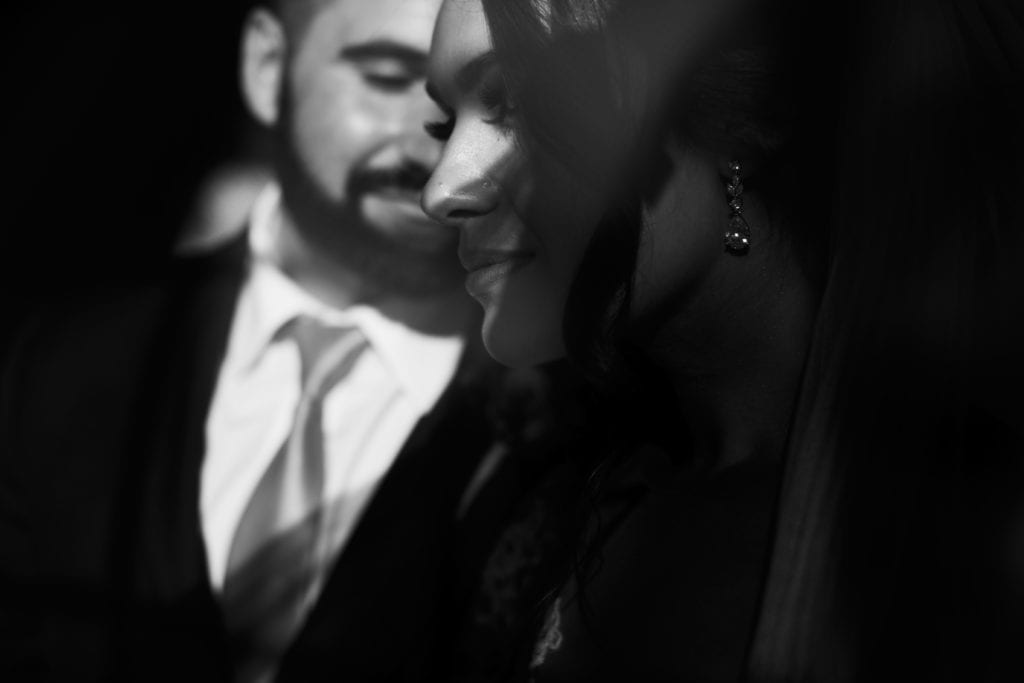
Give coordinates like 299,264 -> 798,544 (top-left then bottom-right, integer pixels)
452,444 -> 782,682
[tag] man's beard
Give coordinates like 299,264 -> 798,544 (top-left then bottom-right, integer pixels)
272,109 -> 461,298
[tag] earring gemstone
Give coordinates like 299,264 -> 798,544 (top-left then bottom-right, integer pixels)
724,231 -> 750,251
724,160 -> 750,253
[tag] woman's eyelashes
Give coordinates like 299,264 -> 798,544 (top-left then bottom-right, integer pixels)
424,83 -> 455,141
424,114 -> 455,141
479,78 -> 517,131
423,78 -> 517,142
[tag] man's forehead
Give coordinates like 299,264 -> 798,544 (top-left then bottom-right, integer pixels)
326,0 -> 443,52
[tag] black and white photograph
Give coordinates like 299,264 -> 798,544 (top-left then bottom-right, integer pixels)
2,0 -> 1023,681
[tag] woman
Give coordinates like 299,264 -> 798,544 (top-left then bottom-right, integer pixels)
423,0 -> 1024,680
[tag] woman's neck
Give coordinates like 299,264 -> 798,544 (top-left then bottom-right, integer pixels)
642,240 -> 818,472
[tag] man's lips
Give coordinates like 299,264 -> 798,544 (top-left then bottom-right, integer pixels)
358,191 -> 456,253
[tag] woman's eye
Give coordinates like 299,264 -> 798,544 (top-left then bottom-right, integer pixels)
480,79 -> 517,130
424,116 -> 455,141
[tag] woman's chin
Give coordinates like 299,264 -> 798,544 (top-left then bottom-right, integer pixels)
481,311 -> 564,369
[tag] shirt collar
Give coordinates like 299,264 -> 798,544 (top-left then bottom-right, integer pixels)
226,182 -> 466,412
345,303 -> 466,412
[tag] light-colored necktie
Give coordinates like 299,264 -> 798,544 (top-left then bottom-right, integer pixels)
222,314 -> 368,683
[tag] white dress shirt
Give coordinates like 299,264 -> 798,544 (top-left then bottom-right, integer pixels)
200,183 -> 465,591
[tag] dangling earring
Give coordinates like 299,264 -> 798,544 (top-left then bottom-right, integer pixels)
723,161 -> 750,253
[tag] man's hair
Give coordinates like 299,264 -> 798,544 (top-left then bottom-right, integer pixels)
264,0 -> 334,39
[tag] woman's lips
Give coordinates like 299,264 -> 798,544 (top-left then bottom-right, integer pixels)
459,248 -> 534,271
459,249 -> 535,298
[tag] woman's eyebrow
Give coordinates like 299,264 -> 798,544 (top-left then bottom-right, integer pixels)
454,51 -> 498,91
426,50 -> 498,109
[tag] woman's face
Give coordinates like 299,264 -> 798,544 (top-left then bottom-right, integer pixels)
423,0 -> 731,367
422,0 -> 602,368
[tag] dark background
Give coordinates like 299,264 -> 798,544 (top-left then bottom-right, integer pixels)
2,1 -> 257,324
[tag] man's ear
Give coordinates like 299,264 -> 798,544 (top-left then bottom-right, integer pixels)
240,8 -> 287,127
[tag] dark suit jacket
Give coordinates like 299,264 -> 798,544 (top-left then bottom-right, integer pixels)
0,234 -> 499,682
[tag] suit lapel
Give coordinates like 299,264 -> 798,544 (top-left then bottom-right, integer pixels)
114,236 -> 494,680
115,235 -> 248,676
278,346 -> 495,681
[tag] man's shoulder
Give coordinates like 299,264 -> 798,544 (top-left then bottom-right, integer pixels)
10,283 -> 169,375
2,233 -> 249,412
39,232 -> 245,341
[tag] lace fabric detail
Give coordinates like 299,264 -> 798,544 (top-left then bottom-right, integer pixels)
529,597 -> 565,670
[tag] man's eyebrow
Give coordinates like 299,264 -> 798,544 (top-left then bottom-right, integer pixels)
340,40 -> 428,65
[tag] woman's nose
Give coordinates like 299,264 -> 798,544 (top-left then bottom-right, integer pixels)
422,148 -> 500,225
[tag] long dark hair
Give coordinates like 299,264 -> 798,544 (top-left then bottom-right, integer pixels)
478,0 -> 833,663
751,1 -> 1024,679
476,0 -> 831,500
480,0 -> 830,390
480,0 -> 1024,678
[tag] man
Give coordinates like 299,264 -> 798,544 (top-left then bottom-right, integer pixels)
0,1 -> 502,680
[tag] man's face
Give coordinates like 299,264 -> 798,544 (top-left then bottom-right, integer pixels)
276,0 -> 459,295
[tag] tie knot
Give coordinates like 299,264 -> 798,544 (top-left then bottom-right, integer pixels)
288,314 -> 367,398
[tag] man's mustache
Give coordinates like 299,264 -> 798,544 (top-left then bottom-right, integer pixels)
348,163 -> 433,196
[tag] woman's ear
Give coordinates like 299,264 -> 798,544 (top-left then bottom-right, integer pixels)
240,8 -> 287,127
